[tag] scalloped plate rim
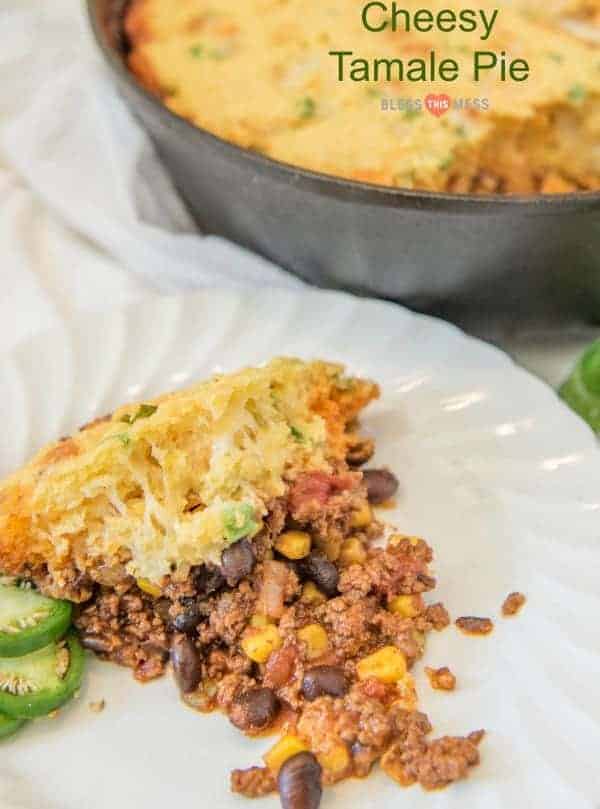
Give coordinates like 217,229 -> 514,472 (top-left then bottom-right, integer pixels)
0,287 -> 599,809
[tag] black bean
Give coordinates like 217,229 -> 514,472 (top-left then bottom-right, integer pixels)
173,603 -> 202,634
301,666 -> 348,701
221,539 -> 256,586
154,598 -> 173,625
299,554 -> 339,598
179,596 -> 196,607
278,752 -> 322,809
192,564 -> 225,598
171,635 -> 201,693
232,687 -> 280,731
362,468 -> 399,504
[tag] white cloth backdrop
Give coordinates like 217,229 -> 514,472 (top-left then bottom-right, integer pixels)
0,0 -> 301,353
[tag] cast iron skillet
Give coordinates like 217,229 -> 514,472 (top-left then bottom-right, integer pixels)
87,0 -> 600,321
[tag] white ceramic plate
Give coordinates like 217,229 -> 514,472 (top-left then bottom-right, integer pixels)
1,289 -> 599,809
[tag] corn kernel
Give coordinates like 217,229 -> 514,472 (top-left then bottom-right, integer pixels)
318,743 -> 351,775
389,533 -> 421,547
388,594 -> 421,618
264,735 -> 309,773
356,646 -> 407,683
300,581 -> 327,605
297,624 -> 329,660
274,530 -> 312,560
339,537 -> 367,567
241,624 -> 282,663
351,501 -> 372,529
136,578 -> 162,597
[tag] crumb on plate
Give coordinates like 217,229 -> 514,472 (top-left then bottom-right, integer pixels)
501,592 -> 526,616
455,617 -> 494,636
89,699 -> 106,713
425,666 -> 456,691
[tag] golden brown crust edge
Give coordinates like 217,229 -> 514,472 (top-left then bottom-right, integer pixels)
125,0 -> 166,97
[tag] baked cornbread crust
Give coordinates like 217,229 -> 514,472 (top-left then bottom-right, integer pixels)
0,358 -> 377,601
125,0 -> 600,193
510,0 -> 600,21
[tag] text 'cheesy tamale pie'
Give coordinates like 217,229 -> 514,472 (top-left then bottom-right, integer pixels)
0,358 -> 486,803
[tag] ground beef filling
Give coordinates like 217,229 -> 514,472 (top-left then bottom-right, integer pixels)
75,588 -> 170,682
73,467 -> 483,803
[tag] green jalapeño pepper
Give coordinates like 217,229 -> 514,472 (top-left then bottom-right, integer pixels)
0,583 -> 72,657
0,712 -> 26,740
559,339 -> 600,432
0,632 -> 85,719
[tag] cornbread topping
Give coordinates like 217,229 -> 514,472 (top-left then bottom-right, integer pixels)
0,359 -> 374,589
126,0 -> 600,192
